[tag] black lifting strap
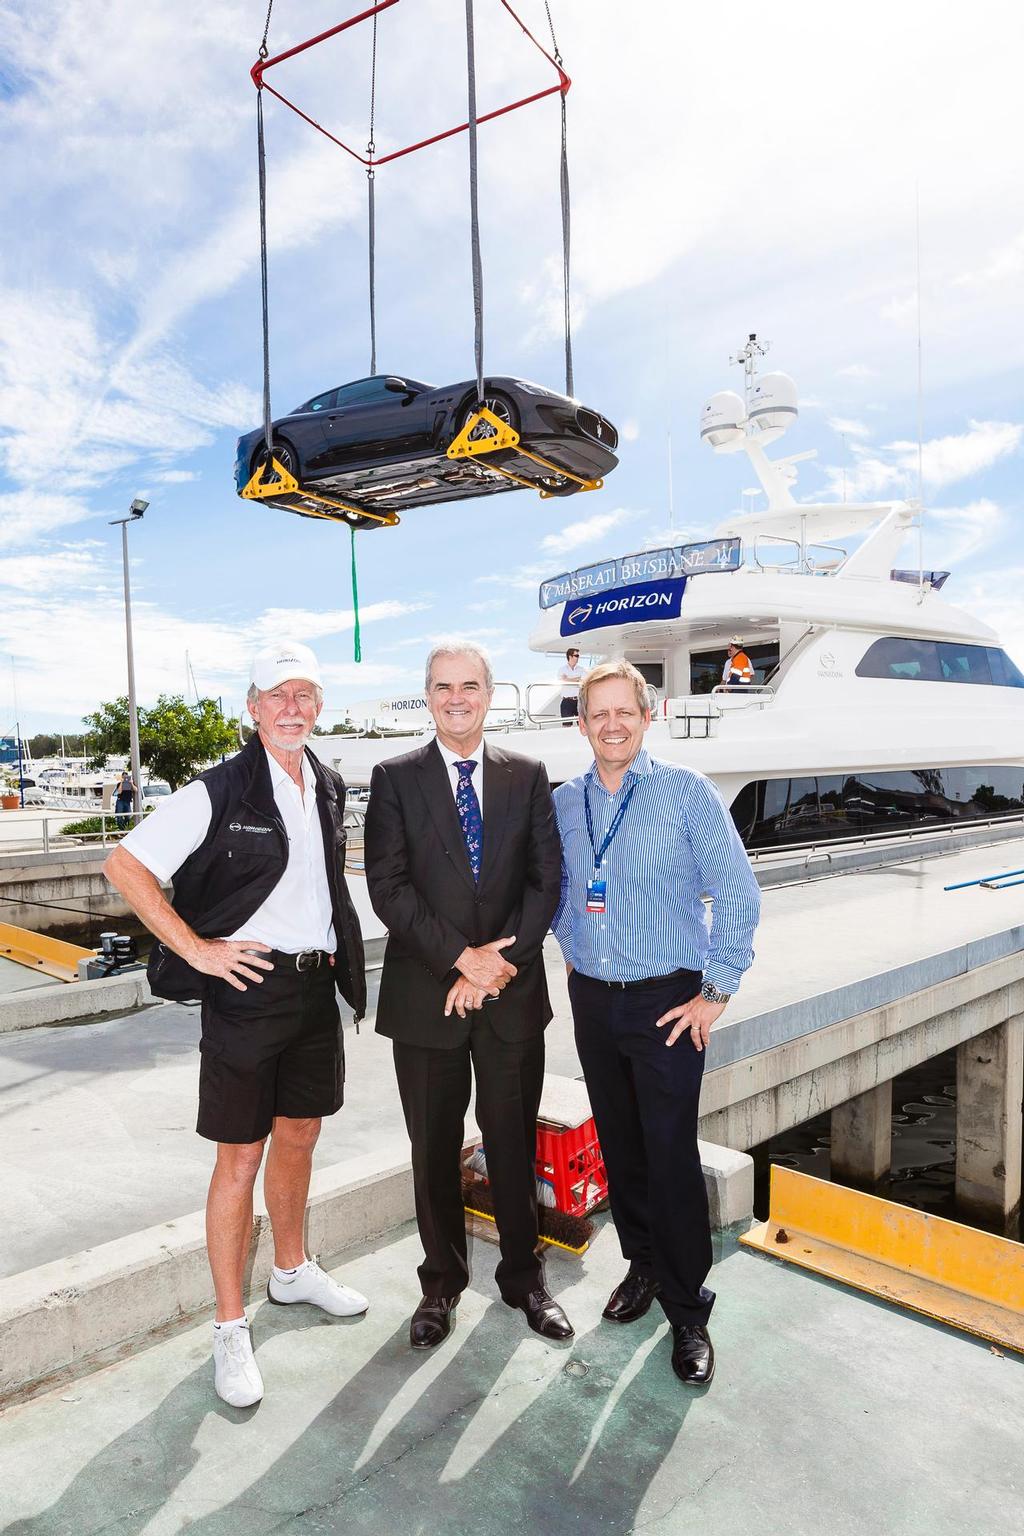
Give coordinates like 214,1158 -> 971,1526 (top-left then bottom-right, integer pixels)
367,8 -> 378,376
464,0 -> 484,406
545,1 -> 574,398
256,0 -> 276,466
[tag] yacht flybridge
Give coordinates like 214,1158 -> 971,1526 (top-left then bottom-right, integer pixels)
312,339 -> 1024,850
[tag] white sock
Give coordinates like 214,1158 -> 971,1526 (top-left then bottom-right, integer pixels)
214,1315 -> 247,1332
272,1262 -> 306,1283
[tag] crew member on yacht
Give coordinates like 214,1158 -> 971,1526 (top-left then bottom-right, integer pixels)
722,638 -> 754,686
552,659 -> 760,1387
103,640 -> 368,1411
558,647 -> 583,724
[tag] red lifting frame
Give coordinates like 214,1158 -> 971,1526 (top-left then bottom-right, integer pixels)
250,0 -> 570,169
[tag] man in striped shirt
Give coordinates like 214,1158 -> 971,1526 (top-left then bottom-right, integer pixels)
552,659 -> 760,1387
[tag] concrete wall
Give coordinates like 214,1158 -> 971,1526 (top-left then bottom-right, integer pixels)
0,848 -> 131,938
699,949 -> 1024,1151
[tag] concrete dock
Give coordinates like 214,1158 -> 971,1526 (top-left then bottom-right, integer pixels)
1,1217 -> 1021,1535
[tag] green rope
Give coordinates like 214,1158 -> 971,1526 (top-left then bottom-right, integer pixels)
350,525 -> 362,662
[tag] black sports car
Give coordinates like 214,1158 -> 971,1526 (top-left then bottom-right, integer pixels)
234,373 -> 618,527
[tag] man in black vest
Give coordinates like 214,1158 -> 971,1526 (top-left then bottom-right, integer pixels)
104,640 -> 366,1409
364,642 -> 573,1350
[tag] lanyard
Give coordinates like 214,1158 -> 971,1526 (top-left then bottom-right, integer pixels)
584,778 -> 637,870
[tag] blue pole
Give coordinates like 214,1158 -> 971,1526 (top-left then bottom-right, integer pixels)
944,867 -> 1024,891
15,718 -> 25,809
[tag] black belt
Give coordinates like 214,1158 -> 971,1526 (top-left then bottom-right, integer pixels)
576,967 -> 697,992
269,948 -> 333,973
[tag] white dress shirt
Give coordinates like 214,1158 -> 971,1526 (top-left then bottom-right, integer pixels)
121,745 -> 336,953
435,738 -> 485,822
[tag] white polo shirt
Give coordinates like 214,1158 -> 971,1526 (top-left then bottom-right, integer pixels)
558,662 -> 583,701
121,746 -> 336,953
435,739 -> 485,822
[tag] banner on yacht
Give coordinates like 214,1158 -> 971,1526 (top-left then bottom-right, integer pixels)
560,577 -> 687,637
539,538 -> 740,610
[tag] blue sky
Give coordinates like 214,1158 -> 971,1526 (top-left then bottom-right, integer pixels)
1,0 -> 1022,734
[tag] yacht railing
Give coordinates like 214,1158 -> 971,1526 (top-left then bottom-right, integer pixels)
752,535 -> 848,575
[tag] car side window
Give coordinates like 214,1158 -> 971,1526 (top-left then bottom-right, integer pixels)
306,389 -> 339,412
335,378 -> 393,407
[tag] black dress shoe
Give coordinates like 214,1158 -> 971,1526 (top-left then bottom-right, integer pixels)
505,1287 -> 575,1341
671,1324 -> 715,1386
410,1295 -> 458,1350
602,1268 -> 660,1324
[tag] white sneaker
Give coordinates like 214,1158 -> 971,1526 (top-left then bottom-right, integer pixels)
267,1259 -> 369,1317
213,1323 -> 264,1408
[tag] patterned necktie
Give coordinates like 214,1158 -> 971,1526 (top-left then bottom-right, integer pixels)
454,759 -> 483,881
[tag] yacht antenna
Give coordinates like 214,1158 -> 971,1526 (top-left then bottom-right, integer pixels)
915,187 -> 925,594
730,333 -> 770,411
667,431 -> 674,531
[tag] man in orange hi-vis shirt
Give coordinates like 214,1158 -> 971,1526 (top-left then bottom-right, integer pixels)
721,638 -> 754,686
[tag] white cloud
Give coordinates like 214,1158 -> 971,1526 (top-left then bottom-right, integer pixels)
822,419 -> 1022,500
0,490 -> 99,547
827,417 -> 872,440
953,231 -> 1024,288
837,364 -> 876,379
0,544 -> 106,591
539,509 -> 634,557
890,420 -> 1023,491
922,498 -> 1004,567
150,469 -> 200,484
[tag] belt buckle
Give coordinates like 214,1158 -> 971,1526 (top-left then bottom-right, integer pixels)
296,949 -> 320,973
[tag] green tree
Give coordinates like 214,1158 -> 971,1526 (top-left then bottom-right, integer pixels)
83,695 -> 237,791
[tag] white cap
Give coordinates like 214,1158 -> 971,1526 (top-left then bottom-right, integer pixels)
250,639 -> 322,691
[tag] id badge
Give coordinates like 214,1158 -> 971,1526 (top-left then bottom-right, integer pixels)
586,878 -> 607,913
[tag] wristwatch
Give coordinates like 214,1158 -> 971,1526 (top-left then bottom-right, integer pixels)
700,979 -> 731,1006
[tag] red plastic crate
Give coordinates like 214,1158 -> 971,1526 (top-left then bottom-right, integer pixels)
535,1116 -> 607,1218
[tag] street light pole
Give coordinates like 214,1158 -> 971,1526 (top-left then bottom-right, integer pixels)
110,499 -> 148,820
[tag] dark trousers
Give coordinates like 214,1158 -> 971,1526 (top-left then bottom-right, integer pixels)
569,968 -> 715,1326
560,697 -> 579,726
393,1018 -> 544,1302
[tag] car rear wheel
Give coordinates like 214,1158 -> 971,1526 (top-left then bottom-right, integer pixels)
460,392 -> 519,442
538,473 -> 578,497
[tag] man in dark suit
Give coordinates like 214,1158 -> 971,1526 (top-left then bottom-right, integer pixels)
364,642 -> 572,1349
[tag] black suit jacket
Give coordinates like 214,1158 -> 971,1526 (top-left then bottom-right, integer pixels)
364,740 -> 562,1047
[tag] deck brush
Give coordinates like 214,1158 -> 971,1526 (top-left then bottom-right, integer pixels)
462,1174 -> 594,1255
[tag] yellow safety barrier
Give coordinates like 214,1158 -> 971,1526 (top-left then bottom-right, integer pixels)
447,409 -> 603,497
741,1166 -> 1024,1354
0,922 -> 96,984
241,456 -> 399,528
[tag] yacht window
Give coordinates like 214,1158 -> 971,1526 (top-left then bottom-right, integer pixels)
731,766 -> 1024,848
989,648 -> 1024,688
937,643 -> 992,685
856,638 -> 1024,686
690,642 -> 780,694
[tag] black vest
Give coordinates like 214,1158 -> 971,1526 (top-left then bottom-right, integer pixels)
146,734 -> 366,1018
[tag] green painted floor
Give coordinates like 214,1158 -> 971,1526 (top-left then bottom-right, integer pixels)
2,1217 -> 1021,1535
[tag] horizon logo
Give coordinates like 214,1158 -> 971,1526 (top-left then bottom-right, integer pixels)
229,821 -> 272,834
560,576 -> 686,637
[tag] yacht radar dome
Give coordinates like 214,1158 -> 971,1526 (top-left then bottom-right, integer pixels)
747,371 -> 798,444
699,390 -> 747,452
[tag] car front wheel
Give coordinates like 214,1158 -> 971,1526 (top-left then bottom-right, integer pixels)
460,393 -> 519,442
252,440 -> 300,481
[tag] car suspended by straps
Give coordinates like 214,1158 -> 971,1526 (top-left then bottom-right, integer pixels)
235,372 -> 619,528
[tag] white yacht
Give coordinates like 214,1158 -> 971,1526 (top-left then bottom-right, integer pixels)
312,342 -> 1024,850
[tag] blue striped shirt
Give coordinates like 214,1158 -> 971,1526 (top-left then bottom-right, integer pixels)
552,748 -> 760,992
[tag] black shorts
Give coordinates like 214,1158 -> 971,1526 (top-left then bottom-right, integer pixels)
197,954 -> 344,1144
